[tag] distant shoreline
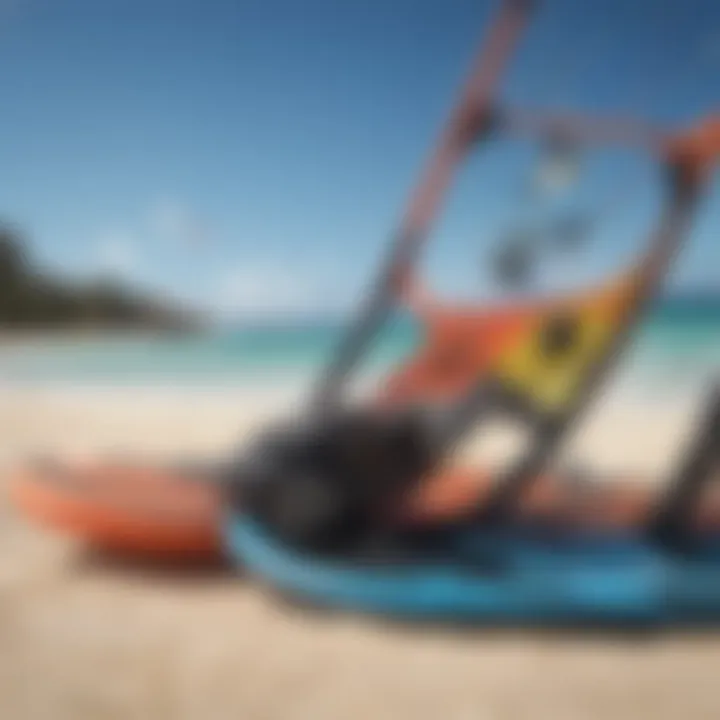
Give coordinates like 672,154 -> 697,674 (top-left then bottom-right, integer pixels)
0,325 -> 205,348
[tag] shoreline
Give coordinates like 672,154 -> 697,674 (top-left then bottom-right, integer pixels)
0,325 -> 208,348
0,378 -> 706,477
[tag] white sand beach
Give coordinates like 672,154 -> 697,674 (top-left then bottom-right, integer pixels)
2,383 -> 720,720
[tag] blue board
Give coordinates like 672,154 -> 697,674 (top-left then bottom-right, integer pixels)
225,514 -> 720,625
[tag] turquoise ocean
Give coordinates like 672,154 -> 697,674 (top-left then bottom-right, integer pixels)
2,297 -> 719,402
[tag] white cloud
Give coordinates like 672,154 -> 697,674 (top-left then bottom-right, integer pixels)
94,233 -> 138,278
212,262 -> 340,319
148,197 -> 208,249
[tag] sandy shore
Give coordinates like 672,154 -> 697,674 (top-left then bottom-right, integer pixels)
2,383 -> 720,720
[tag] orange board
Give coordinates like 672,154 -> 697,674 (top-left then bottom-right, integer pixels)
9,461 -> 221,560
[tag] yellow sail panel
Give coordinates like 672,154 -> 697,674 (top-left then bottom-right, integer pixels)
493,271 -> 641,413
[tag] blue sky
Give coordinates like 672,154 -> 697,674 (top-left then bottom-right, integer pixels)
2,0 -> 719,318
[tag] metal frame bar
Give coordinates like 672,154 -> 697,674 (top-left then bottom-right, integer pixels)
304,0 -> 718,532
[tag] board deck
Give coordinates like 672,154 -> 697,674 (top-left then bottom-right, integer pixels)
9,460 -> 221,560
